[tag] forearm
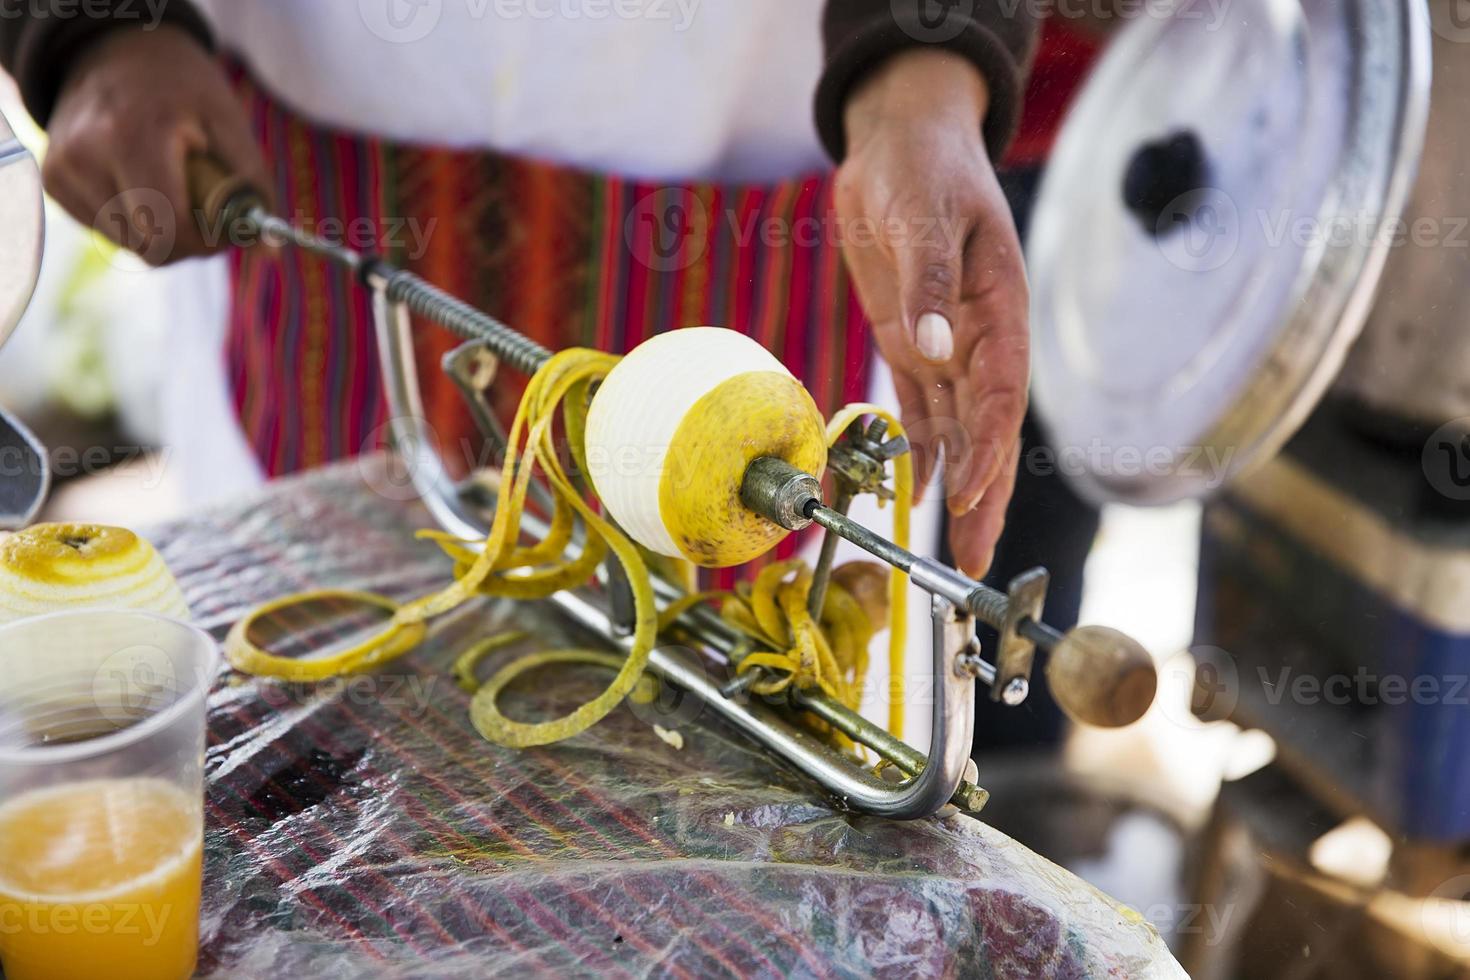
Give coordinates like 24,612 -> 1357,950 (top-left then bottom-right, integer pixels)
816,0 -> 1042,162
0,0 -> 211,126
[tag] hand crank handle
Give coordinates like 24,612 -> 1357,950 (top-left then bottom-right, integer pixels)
1040,624 -> 1157,729
915,558 -> 1156,729
186,155 -> 268,232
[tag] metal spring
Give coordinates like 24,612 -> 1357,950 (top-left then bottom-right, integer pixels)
380,269 -> 552,376
966,588 -> 1008,627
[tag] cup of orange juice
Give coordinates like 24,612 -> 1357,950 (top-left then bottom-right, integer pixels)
0,610 -> 218,980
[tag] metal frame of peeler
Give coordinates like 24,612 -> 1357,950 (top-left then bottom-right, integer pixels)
369,286 -> 983,818
184,156 -> 1156,820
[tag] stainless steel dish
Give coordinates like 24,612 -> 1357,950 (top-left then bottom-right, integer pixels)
1029,0 -> 1431,505
0,106 -> 49,528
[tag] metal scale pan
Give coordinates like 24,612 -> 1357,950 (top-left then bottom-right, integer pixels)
1029,0 -> 1430,505
0,107 -> 49,528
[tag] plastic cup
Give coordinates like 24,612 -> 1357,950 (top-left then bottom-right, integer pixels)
0,610 -> 218,980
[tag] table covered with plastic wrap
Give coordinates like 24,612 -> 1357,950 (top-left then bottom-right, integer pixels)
155,457 -> 1184,978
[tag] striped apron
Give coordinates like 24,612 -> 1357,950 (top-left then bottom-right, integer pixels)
223,70 -> 873,588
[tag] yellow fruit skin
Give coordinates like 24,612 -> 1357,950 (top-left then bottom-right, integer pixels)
0,524 -> 189,625
658,371 -> 828,568
1,525 -> 143,584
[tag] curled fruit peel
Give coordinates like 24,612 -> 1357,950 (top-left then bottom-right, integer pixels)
225,344 -> 914,746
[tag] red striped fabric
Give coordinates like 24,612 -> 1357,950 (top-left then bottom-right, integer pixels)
1002,18 -> 1104,170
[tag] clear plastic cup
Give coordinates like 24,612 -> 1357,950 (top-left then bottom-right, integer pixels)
0,610 -> 218,980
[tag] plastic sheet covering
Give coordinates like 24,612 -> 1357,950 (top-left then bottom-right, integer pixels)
151,457 -> 1185,979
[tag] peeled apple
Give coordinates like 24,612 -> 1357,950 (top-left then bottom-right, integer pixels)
585,328 -> 828,568
0,523 -> 190,625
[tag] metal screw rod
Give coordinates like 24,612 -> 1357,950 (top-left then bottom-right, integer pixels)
801,495 -> 1052,651
804,498 -> 916,574
235,202 -> 554,377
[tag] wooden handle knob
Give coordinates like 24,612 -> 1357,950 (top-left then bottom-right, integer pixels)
186,155 -> 264,230
1045,625 -> 1157,729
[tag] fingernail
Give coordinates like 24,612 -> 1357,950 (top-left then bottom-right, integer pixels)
948,488 -> 983,518
916,312 -> 954,363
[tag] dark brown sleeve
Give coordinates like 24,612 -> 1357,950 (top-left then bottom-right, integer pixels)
816,1 -> 1042,163
0,0 -> 213,126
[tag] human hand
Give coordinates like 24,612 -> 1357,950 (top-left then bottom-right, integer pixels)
834,49 -> 1029,578
42,25 -> 269,264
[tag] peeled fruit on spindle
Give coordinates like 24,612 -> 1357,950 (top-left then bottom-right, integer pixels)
0,523 -> 189,625
585,328 -> 828,568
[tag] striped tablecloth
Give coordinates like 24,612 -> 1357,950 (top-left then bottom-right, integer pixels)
155,457 -> 1182,979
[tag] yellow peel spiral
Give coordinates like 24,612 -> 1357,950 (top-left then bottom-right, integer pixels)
226,337 -> 913,747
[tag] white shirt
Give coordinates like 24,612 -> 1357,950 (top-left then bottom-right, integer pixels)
191,0 -> 831,183
173,0 -> 838,508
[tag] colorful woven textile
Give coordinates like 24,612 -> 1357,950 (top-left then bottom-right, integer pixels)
154,458 -> 1183,978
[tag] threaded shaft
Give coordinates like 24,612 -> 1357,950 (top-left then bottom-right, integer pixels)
381,269 -> 551,376
966,588 -> 1009,627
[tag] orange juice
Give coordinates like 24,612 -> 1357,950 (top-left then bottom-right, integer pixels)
0,778 -> 203,980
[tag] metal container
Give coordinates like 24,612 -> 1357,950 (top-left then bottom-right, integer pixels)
1028,0 -> 1432,505
0,106 -> 49,528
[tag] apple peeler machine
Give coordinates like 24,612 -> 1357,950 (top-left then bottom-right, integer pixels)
178,158 -> 1159,821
